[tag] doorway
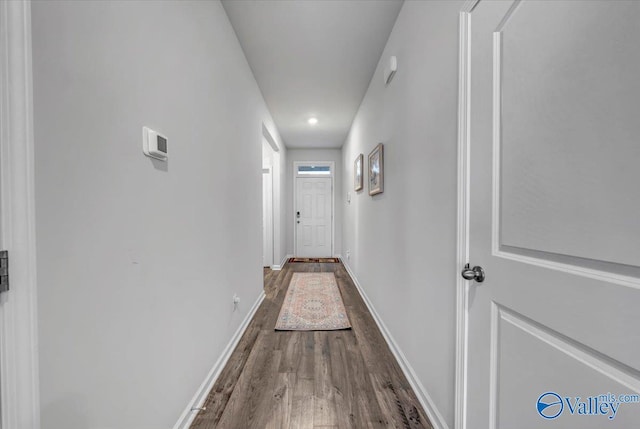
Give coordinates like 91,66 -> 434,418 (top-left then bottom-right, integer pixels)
262,140 -> 275,268
293,162 -> 334,258
262,167 -> 274,267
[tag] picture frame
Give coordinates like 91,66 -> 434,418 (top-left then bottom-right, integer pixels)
368,143 -> 384,196
354,153 -> 363,191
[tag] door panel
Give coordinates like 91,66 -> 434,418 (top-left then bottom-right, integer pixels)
499,0 -> 640,267
302,225 -> 312,246
494,306 -> 640,429
466,1 -> 640,428
303,194 -> 312,219
296,177 -> 332,257
317,225 -> 326,246
317,194 -> 327,220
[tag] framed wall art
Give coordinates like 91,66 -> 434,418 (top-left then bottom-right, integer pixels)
354,153 -> 363,191
368,143 -> 384,196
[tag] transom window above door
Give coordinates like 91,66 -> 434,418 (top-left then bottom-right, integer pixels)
297,165 -> 331,176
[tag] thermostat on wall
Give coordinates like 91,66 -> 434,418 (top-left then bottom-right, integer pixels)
143,126 -> 168,161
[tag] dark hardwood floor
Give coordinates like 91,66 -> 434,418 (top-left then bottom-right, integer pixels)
190,262 -> 432,429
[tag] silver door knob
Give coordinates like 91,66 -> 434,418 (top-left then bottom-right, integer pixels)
461,263 -> 485,282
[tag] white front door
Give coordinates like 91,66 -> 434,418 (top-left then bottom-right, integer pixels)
465,1 -> 640,428
295,177 -> 332,257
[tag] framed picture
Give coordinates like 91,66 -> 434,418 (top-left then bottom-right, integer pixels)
354,154 -> 363,191
368,143 -> 384,196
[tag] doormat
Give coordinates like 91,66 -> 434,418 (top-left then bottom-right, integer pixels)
275,272 -> 351,331
288,257 -> 340,263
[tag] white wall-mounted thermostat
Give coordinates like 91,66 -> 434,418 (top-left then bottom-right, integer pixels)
143,126 -> 168,161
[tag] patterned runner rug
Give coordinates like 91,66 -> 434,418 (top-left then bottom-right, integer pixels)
288,257 -> 340,263
275,272 -> 351,331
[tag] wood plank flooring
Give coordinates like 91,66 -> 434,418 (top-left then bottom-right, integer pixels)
190,262 -> 432,429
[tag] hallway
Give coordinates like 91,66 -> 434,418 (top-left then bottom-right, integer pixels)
4,1 -> 639,428
191,262 -> 431,429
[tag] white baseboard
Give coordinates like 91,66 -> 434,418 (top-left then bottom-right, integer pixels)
271,254 -> 292,271
271,253 -> 292,270
341,260 -> 449,429
173,290 -> 266,429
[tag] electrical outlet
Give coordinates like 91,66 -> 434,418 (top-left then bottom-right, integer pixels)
346,250 -> 351,260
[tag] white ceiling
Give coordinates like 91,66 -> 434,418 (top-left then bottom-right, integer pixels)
222,0 -> 404,149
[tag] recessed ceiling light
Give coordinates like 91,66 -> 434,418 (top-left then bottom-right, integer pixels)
308,117 -> 318,125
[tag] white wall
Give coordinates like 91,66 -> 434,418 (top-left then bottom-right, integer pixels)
341,1 -> 463,427
286,149 -> 342,256
31,1 -> 284,428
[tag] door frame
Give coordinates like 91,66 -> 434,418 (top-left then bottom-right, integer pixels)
262,124 -> 282,269
262,167 -> 274,267
0,1 -> 41,428
455,2 -> 480,429
292,161 -> 335,257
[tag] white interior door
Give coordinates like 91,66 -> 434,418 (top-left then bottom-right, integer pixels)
295,177 -> 332,257
465,1 -> 640,428
262,168 -> 274,267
